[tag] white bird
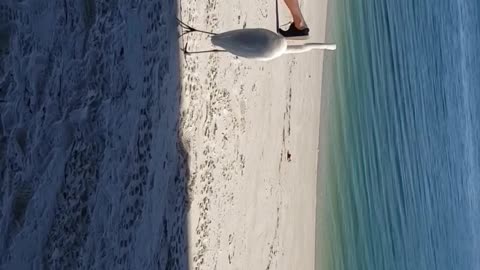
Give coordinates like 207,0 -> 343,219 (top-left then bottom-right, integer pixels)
178,20 -> 336,61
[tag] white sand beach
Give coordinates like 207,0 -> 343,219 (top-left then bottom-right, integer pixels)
179,0 -> 330,269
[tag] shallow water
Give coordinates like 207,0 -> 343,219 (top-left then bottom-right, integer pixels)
317,1 -> 480,269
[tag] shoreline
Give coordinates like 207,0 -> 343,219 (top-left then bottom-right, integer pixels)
316,0 -> 337,268
179,0 -> 331,268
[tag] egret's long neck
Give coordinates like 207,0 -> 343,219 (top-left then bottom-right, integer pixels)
285,43 -> 337,54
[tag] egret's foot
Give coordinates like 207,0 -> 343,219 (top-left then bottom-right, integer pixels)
180,41 -> 191,55
176,17 -> 217,36
278,23 -> 310,40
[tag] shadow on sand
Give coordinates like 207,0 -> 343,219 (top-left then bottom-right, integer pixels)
0,0 -> 189,269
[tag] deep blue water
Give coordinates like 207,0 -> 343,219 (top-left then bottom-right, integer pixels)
317,0 -> 480,269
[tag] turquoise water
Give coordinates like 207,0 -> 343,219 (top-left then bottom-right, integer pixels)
316,0 -> 480,269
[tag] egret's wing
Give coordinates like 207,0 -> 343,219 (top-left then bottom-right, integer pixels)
211,29 -> 284,59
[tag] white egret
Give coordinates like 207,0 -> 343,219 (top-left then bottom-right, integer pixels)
178,19 -> 336,61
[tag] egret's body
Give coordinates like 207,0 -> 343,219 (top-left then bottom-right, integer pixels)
178,20 -> 336,61
211,28 -> 287,61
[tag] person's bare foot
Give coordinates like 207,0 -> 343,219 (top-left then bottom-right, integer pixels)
294,20 -> 308,30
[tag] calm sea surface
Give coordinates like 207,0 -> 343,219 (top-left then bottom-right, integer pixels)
316,0 -> 480,269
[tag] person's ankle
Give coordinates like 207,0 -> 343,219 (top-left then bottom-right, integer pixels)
294,20 -> 308,30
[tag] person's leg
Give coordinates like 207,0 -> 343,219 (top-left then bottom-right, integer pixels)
283,0 -> 308,29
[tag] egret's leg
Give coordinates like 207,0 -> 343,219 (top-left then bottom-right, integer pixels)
177,18 -> 217,37
282,0 -> 308,29
180,41 -> 226,56
182,49 -> 227,55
